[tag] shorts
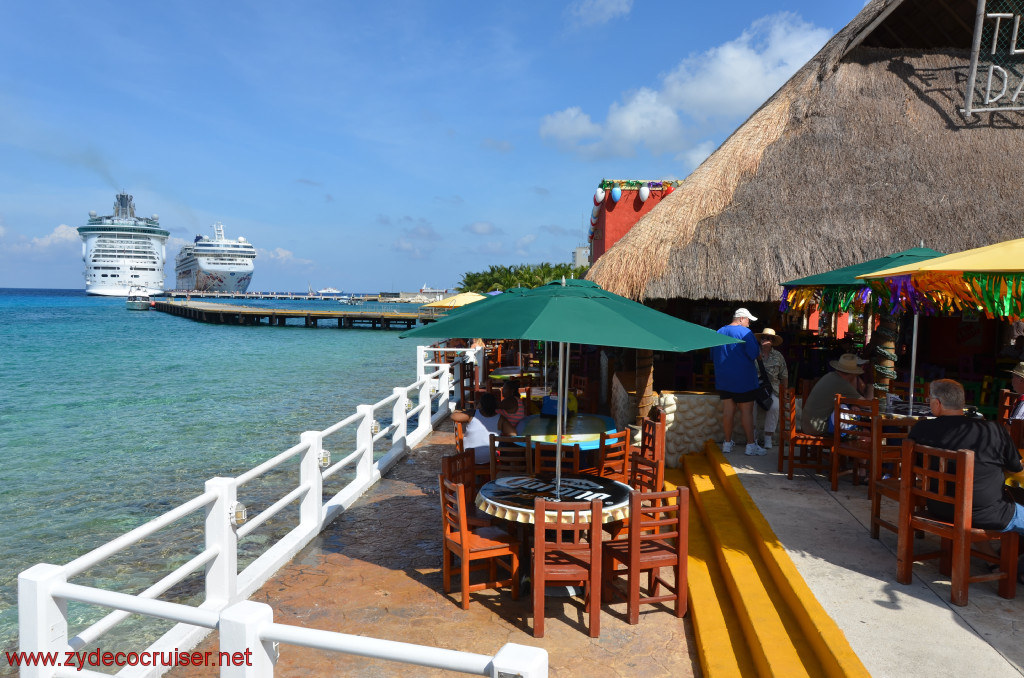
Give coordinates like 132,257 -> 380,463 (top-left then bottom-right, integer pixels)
1001,500 -> 1024,536
719,389 -> 758,403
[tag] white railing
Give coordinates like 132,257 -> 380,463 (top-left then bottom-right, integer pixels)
17,350 -> 548,677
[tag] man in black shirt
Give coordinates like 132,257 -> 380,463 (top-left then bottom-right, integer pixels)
908,379 -> 1024,534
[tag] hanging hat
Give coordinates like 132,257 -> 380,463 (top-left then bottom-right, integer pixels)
829,353 -> 864,375
755,328 -> 783,346
1007,361 -> 1024,380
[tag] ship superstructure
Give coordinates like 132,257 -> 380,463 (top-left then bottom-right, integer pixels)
77,192 -> 169,296
175,223 -> 256,292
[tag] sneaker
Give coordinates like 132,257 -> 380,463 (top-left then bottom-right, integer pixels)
745,442 -> 767,456
763,435 -> 773,449
721,440 -> 734,453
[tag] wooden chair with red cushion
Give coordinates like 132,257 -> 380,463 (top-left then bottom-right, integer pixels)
439,477 -> 520,610
532,497 -> 602,637
602,487 -> 689,624
896,440 -> 1018,606
781,387 -> 833,479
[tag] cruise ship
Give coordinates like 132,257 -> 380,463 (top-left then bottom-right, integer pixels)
77,192 -> 169,296
174,223 -> 256,292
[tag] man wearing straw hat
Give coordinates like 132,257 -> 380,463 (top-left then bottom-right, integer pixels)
755,328 -> 788,450
711,308 -> 766,456
801,353 -> 874,435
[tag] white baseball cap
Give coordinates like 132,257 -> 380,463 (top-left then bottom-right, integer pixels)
734,308 -> 758,321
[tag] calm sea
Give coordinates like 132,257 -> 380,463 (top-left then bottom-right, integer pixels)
0,289 -> 419,662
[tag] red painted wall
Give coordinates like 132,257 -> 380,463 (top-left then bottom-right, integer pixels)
591,188 -> 669,261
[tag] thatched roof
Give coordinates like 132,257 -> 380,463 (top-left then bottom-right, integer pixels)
587,0 -> 1024,302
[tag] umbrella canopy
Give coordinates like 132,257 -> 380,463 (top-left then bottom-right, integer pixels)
781,247 -> 944,313
420,292 -> 487,309
403,279 -> 741,498
858,238 -> 1024,318
402,279 -> 739,353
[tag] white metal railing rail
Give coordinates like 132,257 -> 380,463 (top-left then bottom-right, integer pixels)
17,347 -> 547,677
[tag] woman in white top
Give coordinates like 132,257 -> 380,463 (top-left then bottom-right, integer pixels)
452,393 -> 511,464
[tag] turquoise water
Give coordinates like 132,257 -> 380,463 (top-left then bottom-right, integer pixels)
0,289 -> 417,662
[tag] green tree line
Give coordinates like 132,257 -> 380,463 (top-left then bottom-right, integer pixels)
457,263 -> 590,293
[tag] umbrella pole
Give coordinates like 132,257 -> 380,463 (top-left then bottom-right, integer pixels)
555,341 -> 566,499
908,311 -> 919,410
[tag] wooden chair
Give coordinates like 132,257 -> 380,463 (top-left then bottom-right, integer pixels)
895,440 -> 1019,606
639,407 -> 666,465
830,395 -> 879,493
781,387 -> 833,479
453,422 -> 492,492
591,430 -> 630,482
532,497 -> 602,637
533,442 -> 583,475
439,477 -> 520,610
869,415 -> 917,539
628,452 -> 664,494
602,487 -> 689,624
488,435 -> 532,480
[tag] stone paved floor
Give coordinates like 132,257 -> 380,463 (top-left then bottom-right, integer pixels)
170,422 -> 699,677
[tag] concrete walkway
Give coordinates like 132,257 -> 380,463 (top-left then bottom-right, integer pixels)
731,447 -> 1023,678
170,425 -> 1023,677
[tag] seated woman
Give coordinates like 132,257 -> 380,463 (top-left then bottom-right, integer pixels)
452,393 -> 514,464
497,379 -> 526,430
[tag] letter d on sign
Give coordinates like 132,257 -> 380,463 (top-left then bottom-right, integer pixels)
986,64 -> 1008,103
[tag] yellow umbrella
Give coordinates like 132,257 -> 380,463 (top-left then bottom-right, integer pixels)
858,237 -> 1024,318
420,292 -> 486,309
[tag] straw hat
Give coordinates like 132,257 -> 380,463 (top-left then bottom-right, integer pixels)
830,353 -> 864,375
755,328 -> 783,346
1007,362 -> 1024,380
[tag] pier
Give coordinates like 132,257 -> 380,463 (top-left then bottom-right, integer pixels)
161,290 -> 384,301
153,300 -> 432,329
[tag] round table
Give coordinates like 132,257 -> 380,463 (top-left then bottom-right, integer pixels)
475,473 -> 631,524
516,414 -> 617,452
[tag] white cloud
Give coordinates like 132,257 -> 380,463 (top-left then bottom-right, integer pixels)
682,140 -> 717,169
0,224 -> 6,238
464,221 -> 503,236
472,241 -> 505,256
540,12 -> 831,162
514,233 -> 537,257
258,247 -> 313,266
481,138 -> 513,153
391,238 -> 433,259
566,0 -> 633,27
1,224 -> 79,254
32,224 -> 79,248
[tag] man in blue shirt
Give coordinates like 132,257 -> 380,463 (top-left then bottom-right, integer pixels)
711,308 -> 765,456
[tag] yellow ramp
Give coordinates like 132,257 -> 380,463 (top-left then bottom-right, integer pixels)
668,443 -> 869,678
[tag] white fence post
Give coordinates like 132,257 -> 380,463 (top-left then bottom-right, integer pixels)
416,346 -> 427,383
491,643 -> 549,678
356,404 -> 375,482
417,374 -> 432,437
436,365 -> 452,418
18,564 -> 67,678
299,432 -> 324,534
205,477 -> 239,606
220,600 -> 276,677
392,387 -> 408,454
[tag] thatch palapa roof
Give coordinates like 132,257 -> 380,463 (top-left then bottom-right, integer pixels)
587,0 -> 1024,303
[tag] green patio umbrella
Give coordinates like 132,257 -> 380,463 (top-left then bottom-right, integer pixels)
402,278 -> 740,496
782,247 -> 945,313
782,247 -> 945,411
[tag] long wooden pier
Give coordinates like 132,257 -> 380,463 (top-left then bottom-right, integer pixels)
153,300 -> 432,330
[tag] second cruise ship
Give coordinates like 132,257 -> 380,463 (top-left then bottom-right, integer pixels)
77,192 -> 169,296
175,223 -> 256,292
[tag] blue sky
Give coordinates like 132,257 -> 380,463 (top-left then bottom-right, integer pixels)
0,0 -> 865,293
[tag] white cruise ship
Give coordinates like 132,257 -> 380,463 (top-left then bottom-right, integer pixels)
77,192 -> 169,296
175,223 -> 256,292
